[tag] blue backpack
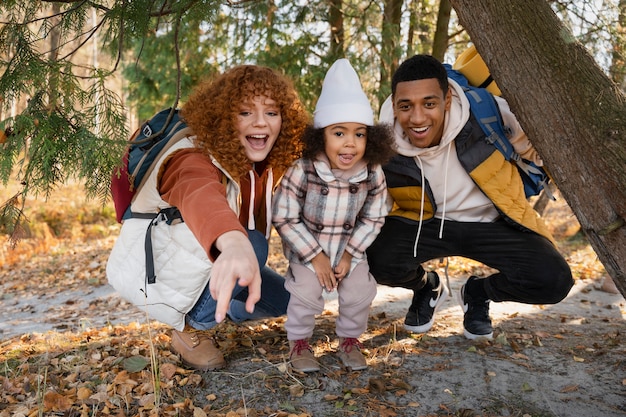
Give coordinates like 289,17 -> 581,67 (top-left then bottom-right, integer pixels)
111,108 -> 188,223
443,64 -> 553,200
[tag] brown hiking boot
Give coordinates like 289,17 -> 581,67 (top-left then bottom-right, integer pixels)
288,339 -> 320,372
170,328 -> 225,371
337,338 -> 367,371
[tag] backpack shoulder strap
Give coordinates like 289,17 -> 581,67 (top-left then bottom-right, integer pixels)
444,64 -> 519,163
444,64 -> 552,199
134,124 -> 193,194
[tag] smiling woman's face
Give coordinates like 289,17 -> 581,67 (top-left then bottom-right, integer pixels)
237,95 -> 282,161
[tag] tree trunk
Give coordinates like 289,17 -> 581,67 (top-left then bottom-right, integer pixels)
450,0 -> 626,296
431,0 -> 452,61
328,0 -> 344,58
379,0 -> 403,109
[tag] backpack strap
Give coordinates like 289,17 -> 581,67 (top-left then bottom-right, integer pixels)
445,64 -> 519,162
132,124 -> 193,194
131,207 -> 184,286
444,64 -> 553,200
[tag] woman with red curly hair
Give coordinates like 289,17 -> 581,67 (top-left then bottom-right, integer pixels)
108,65 -> 308,370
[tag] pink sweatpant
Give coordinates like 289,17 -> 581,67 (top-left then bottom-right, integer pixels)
284,260 -> 377,340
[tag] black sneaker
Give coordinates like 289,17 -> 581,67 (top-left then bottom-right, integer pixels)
404,271 -> 449,333
457,276 -> 493,340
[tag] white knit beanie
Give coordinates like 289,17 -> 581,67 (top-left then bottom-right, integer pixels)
313,58 -> 374,128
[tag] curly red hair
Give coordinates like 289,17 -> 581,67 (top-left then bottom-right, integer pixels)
180,65 -> 309,180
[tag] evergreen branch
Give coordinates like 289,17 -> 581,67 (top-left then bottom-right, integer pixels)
58,14 -> 108,62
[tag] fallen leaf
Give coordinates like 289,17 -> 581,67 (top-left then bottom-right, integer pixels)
138,393 -> 156,406
368,378 -> 386,393
76,387 -> 92,400
521,382 -> 534,392
123,355 -> 150,372
89,391 -> 110,402
160,363 -> 177,379
193,407 -> 208,417
560,384 -> 579,393
43,391 -> 72,412
509,339 -> 521,353
494,333 -> 508,346
511,353 -> 529,360
289,383 -> 304,397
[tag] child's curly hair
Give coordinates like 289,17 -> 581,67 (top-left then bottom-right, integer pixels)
300,123 -> 396,166
181,65 -> 309,180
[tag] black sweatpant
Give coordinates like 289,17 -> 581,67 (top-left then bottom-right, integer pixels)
366,217 -> 573,304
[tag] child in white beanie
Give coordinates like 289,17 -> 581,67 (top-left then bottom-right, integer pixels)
272,59 -> 395,372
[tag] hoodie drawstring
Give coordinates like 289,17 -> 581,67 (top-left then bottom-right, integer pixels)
247,170 -> 256,232
438,142 -> 453,239
265,168 -> 273,239
247,167 -> 274,240
413,140 -> 453,255
413,156 -> 426,258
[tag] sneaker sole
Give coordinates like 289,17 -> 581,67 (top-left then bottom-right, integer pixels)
456,285 -> 494,341
404,284 -> 450,333
463,329 -> 494,340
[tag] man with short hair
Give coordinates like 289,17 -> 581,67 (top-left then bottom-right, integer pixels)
366,54 -> 573,340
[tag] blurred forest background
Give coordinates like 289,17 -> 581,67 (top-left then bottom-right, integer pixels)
0,1 -> 624,199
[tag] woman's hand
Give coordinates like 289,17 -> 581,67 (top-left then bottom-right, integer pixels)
210,230 -> 261,323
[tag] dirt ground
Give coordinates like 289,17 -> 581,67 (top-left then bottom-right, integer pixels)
0,186 -> 625,417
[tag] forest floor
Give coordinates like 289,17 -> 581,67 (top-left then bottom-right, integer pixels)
0,181 -> 624,417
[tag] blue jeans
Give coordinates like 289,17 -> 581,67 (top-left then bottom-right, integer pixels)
186,230 -> 289,330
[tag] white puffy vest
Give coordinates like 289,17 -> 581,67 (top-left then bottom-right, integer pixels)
106,136 -> 240,330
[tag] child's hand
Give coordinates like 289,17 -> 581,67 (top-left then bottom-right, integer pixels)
311,252 -> 337,292
333,252 -> 353,283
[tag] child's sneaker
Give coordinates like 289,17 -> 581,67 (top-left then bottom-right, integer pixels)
289,339 -> 320,372
337,338 -> 367,371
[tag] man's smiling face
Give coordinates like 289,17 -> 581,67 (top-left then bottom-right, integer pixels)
393,78 -> 451,148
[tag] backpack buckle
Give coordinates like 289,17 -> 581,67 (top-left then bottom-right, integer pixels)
142,124 -> 153,137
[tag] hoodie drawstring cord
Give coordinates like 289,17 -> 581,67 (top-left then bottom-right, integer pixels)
438,142 -> 453,239
265,168 -> 273,239
247,170 -> 256,232
413,156 -> 426,258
